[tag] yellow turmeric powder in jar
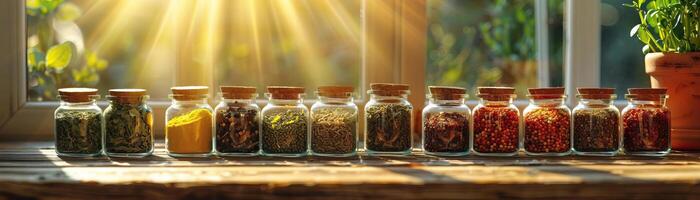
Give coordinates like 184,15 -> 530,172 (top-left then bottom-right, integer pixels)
166,108 -> 213,154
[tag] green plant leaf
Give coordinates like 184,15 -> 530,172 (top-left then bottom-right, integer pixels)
46,41 -> 74,71
55,2 -> 82,22
630,24 -> 641,37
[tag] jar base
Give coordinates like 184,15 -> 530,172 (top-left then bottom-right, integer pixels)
472,151 -> 518,157
424,151 -> 469,157
217,152 -> 259,157
524,150 -> 571,156
312,152 -> 357,157
624,150 -> 670,157
168,152 -> 211,158
106,152 -> 152,158
365,149 -> 412,156
262,152 -> 308,157
56,151 -> 102,158
574,151 -> 618,156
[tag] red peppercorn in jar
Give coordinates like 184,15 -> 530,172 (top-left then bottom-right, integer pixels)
472,87 -> 520,156
622,88 -> 670,156
523,87 -> 571,156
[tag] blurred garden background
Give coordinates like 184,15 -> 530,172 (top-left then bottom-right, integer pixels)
26,0 -> 647,101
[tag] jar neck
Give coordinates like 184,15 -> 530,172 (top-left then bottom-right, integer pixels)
268,98 -> 303,105
428,97 -> 465,106
172,98 -> 208,106
60,100 -> 97,106
220,97 -> 256,104
529,98 -> 565,107
628,98 -> 666,107
479,98 -> 513,107
578,98 -> 614,106
318,96 -> 353,104
369,94 -> 408,102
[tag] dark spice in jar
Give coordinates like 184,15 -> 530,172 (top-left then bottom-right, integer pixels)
55,111 -> 102,154
573,109 -> 619,152
524,108 -> 570,153
473,107 -> 519,153
261,109 -> 308,154
216,102 -> 259,154
104,102 -> 153,154
311,107 -> 357,154
366,104 -> 412,152
423,112 -> 469,153
623,107 -> 670,152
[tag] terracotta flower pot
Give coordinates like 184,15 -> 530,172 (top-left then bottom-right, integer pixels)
645,52 -> 700,150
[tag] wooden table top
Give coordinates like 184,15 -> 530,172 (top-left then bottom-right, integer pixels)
1,142 -> 699,199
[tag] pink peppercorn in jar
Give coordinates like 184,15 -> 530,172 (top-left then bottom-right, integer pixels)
523,87 -> 571,156
622,88 -> 670,156
472,87 -> 520,156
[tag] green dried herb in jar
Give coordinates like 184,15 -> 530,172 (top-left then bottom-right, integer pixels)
261,86 -> 309,157
572,88 -> 621,156
54,88 -> 103,157
103,89 -> 154,157
365,83 -> 413,155
311,86 -> 358,157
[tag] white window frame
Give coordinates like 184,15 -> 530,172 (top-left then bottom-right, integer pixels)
0,0 -> 602,140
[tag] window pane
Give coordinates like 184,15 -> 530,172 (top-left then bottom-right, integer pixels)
600,0 -> 649,97
214,0 -> 361,98
26,0 -> 361,101
426,0 -> 565,97
26,0 -> 175,101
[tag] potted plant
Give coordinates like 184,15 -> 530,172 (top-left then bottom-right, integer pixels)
628,0 -> 700,150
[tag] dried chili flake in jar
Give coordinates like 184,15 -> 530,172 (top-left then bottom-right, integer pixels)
622,88 -> 670,156
572,88 -> 620,156
523,87 -> 571,155
472,87 -> 520,156
422,86 -> 470,156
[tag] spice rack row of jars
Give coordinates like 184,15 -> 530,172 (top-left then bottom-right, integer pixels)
52,84 -> 671,158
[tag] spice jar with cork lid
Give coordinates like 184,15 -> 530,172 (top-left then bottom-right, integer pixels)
261,86 -> 309,157
472,87 -> 520,156
103,89 -> 154,157
365,83 -> 413,155
523,87 -> 571,156
572,88 -> 621,156
54,88 -> 103,157
310,86 -> 358,157
622,88 -> 670,156
214,86 -> 260,156
421,86 -> 470,156
165,86 -> 213,157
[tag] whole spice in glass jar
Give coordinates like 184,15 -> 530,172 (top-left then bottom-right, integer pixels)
472,87 -> 520,156
572,88 -> 620,156
365,83 -> 413,155
310,86 -> 358,157
54,88 -> 103,157
261,86 -> 309,157
214,86 -> 260,156
103,89 -> 154,157
523,87 -> 571,155
422,86 -> 470,156
165,86 -> 213,157
622,88 -> 670,156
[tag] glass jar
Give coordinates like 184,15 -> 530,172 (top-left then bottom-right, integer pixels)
54,88 -> 103,157
472,87 -> 520,156
572,88 -> 620,156
422,86 -> 470,156
365,83 -> 413,155
523,87 -> 571,156
165,86 -> 213,157
214,86 -> 260,156
310,86 -> 358,157
103,89 -> 154,157
622,88 -> 670,156
261,86 -> 309,157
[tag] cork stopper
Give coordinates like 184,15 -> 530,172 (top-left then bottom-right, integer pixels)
477,87 -> 516,101
107,89 -> 148,103
170,86 -> 209,100
528,87 -> 565,99
577,87 -> 615,99
220,86 -> 257,99
58,88 -> 99,103
369,83 -> 410,96
267,86 -> 305,100
627,88 -> 668,101
317,86 -> 354,98
429,86 -> 467,100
